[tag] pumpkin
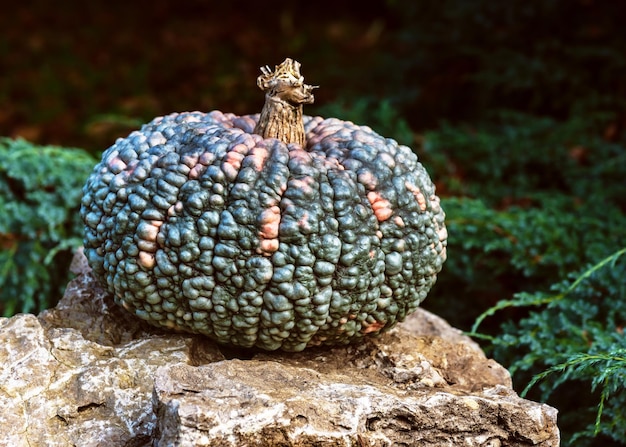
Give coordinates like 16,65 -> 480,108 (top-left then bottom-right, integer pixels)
80,58 -> 447,352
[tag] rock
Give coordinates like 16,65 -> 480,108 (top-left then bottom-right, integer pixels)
153,362 -> 554,447
0,251 -> 559,446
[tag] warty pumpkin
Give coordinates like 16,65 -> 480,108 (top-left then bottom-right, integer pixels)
80,58 -> 447,352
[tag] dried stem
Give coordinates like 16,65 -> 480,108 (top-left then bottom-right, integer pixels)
253,58 -> 317,147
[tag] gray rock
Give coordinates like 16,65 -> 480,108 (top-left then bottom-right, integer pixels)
0,251 -> 559,446
154,362 -> 555,447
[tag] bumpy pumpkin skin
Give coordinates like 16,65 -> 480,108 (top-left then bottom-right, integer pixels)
81,111 -> 447,352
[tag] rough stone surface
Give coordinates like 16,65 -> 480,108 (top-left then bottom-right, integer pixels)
153,362 -> 552,447
0,252 -> 559,446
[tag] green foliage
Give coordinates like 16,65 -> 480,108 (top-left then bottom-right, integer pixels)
0,138 -> 97,316
524,350 -> 626,443
419,111 -> 626,445
470,249 -> 626,446
422,110 -> 625,205
431,194 -> 626,330
423,111 -> 626,326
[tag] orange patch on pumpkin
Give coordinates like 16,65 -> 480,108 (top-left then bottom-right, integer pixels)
404,181 -> 427,211
107,156 -> 127,173
257,238 -> 279,256
222,151 -> 245,181
231,143 -> 249,154
138,251 -> 155,269
361,320 -> 386,334
357,170 -> 377,190
188,165 -> 204,179
438,226 -> 448,242
257,206 -> 281,255
258,206 -> 281,239
181,154 -> 199,169
248,147 -> 269,172
367,191 -> 393,222
289,177 -> 315,197
143,220 -> 162,242
167,201 -> 183,217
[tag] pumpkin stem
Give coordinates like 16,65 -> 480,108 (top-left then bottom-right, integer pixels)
254,58 -> 317,146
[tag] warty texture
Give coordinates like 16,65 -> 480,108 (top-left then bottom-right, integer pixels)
81,111 -> 447,351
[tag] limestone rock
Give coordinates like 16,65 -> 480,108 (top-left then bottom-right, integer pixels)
154,362 -> 555,447
0,252 -> 559,446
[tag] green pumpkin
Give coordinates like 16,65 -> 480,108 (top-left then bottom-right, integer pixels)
80,59 -> 446,351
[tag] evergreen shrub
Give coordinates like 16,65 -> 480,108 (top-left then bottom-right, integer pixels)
421,112 -> 626,446
0,138 -> 96,316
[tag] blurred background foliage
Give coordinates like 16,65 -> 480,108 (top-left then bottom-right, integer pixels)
1,0 -> 625,444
